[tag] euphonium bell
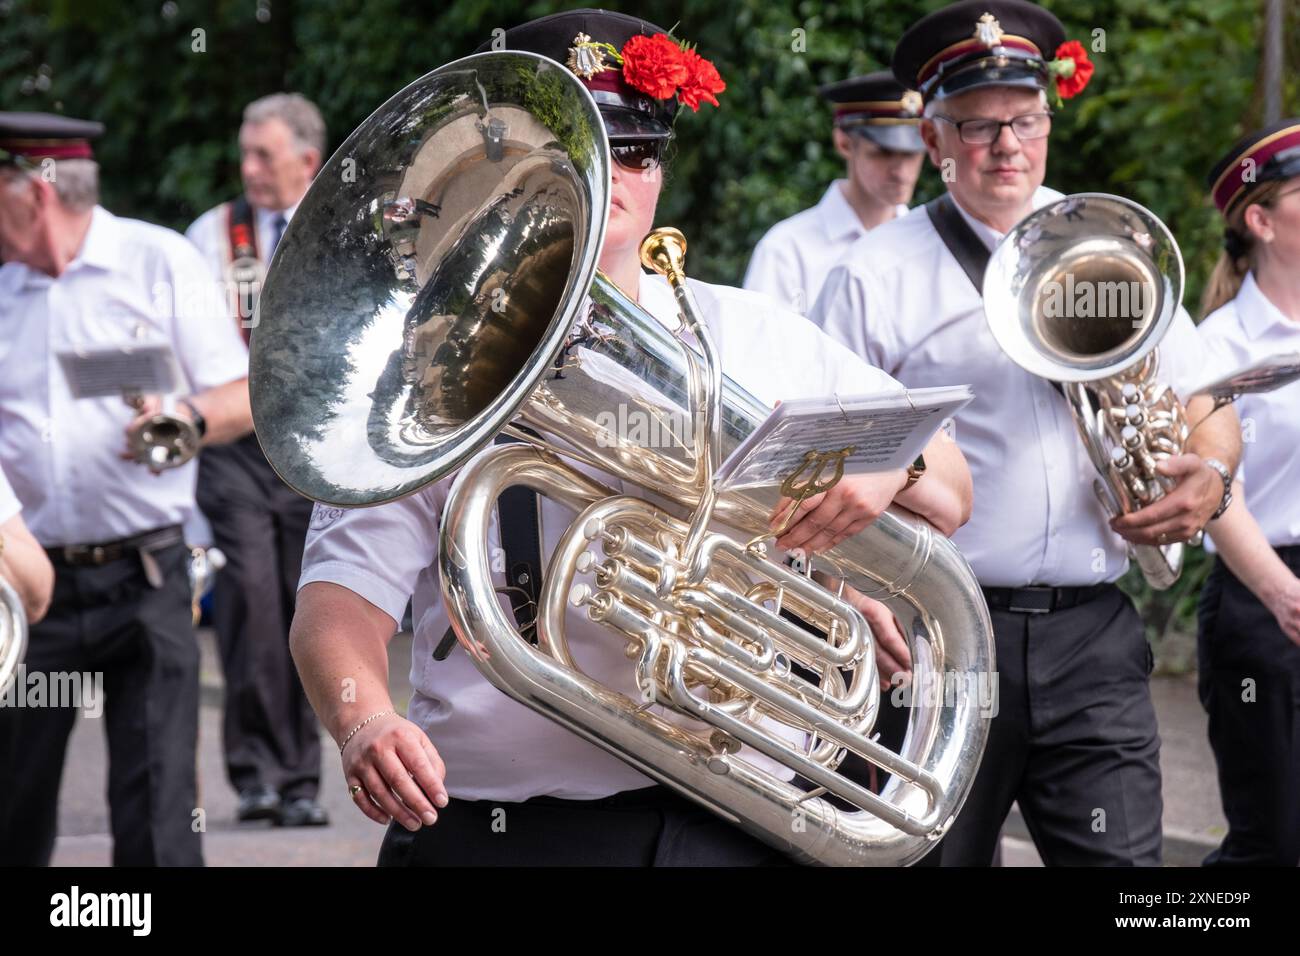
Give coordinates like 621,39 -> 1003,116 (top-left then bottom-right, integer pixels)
250,51 -> 994,865
984,194 -> 1193,589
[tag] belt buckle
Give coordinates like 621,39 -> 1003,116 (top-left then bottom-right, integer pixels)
1008,587 -> 1054,615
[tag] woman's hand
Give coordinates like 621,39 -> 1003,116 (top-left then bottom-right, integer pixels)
342,712 -> 449,830
772,470 -> 908,555
1263,575 -> 1300,646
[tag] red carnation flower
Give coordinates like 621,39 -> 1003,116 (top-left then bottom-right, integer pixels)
678,48 -> 726,111
1053,40 -> 1094,99
620,33 -> 689,100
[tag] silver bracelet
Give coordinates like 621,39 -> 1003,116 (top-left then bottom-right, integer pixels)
1204,457 -> 1234,520
339,710 -> 395,755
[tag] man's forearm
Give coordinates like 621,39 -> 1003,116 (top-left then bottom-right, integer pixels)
190,377 -> 253,446
1185,395 -> 1241,474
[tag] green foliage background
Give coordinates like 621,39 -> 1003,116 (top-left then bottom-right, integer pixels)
4,0 -> 1296,663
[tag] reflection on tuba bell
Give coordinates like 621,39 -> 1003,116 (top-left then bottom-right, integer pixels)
984,194 -> 1194,590
250,51 -> 995,865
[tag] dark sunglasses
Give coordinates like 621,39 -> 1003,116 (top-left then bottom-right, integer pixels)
610,139 -> 664,171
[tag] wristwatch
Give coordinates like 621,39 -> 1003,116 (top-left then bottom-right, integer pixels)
904,454 -> 927,489
1203,457 -> 1233,520
179,397 -> 208,439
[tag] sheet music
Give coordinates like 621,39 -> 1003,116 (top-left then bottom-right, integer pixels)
715,385 -> 973,491
1191,351 -> 1300,401
56,342 -> 183,399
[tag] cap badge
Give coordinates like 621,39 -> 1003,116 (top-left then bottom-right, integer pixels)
900,90 -> 923,115
974,13 -> 1005,48
566,32 -> 611,80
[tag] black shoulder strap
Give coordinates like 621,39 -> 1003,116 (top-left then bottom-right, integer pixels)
926,193 -> 1064,397
226,197 -> 261,340
434,433 -> 542,660
227,195 -> 258,257
925,192 -> 991,293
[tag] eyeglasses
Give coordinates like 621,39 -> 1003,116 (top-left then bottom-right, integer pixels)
932,111 -> 1053,145
610,139 -> 663,171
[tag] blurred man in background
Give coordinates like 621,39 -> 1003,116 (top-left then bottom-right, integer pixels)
744,71 -> 925,315
0,111 -> 251,865
186,93 -> 330,828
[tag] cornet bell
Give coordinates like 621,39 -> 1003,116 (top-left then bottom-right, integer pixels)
984,193 -> 1184,383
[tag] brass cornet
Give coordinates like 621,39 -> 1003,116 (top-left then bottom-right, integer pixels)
984,194 -> 1193,589
124,393 -> 201,472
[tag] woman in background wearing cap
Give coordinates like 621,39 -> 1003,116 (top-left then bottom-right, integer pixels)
290,9 -> 973,867
1196,120 -> 1300,867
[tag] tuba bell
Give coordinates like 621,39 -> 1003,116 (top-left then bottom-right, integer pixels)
250,51 -> 995,865
984,193 -> 1193,590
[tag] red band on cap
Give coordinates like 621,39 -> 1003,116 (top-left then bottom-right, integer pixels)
584,68 -> 640,99
0,138 -> 95,161
834,101 -> 916,123
917,35 -> 1041,88
1212,124 -> 1300,213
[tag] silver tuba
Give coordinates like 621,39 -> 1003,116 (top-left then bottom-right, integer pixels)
984,194 -> 1193,590
250,51 -> 994,866
0,572 -> 27,698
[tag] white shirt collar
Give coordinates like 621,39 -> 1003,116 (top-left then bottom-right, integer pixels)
817,181 -> 866,244
74,205 -> 121,272
256,199 -> 300,227
949,188 -> 1056,249
1237,270 -> 1296,341
1,204 -> 117,291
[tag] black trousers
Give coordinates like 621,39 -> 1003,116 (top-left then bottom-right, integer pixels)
935,585 -> 1163,866
196,435 -> 320,801
376,785 -> 795,866
1197,549 -> 1300,866
0,541 -> 203,866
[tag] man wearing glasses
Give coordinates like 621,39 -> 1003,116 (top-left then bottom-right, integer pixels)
744,72 -> 925,316
811,0 -> 1241,865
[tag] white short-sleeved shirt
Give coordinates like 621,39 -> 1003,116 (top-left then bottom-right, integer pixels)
810,187 -> 1208,587
0,206 -> 249,547
300,270 -> 904,802
743,180 -> 908,317
1198,271 -> 1300,550
0,465 -> 20,525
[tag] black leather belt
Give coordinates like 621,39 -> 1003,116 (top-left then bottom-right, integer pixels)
981,583 -> 1115,615
45,525 -> 185,567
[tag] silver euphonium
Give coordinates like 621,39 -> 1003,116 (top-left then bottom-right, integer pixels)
249,51 -> 994,865
0,574 -> 26,697
984,194 -> 1193,590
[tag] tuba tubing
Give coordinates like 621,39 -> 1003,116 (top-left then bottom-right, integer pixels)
0,576 -> 28,698
441,440 -> 994,866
